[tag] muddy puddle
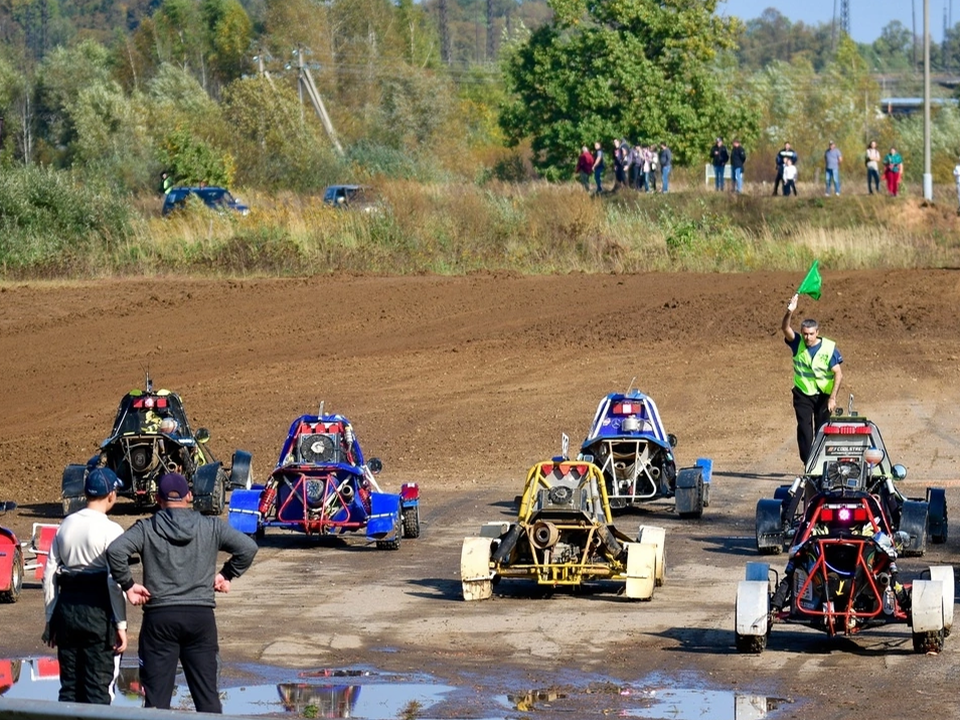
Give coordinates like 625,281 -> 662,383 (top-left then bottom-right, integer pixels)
0,658 -> 792,719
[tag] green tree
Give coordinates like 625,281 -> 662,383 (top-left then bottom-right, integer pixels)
221,75 -> 341,189
157,126 -> 234,186
201,0 -> 253,87
33,40 -> 113,165
499,0 -> 751,176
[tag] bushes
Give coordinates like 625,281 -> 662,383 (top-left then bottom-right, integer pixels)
0,166 -> 131,273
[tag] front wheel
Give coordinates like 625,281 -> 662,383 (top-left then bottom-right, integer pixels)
376,535 -> 401,551
0,547 -> 23,603
913,628 -> 945,654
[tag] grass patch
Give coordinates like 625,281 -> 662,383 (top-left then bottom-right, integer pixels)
2,175 -> 960,278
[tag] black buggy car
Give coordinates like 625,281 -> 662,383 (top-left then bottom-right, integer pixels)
755,404 -> 947,557
60,377 -> 252,516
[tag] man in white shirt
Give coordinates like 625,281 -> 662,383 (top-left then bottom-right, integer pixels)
43,468 -> 127,704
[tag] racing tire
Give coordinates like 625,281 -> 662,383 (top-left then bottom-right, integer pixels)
402,506 -> 421,539
230,450 -> 253,490
913,628 -> 945,654
675,468 -> 704,519
0,546 -> 23,604
927,488 -> 948,544
928,566 -> 955,637
735,627 -> 768,654
899,500 -> 929,557
755,499 -> 785,555
376,535 -> 401,551
637,526 -> 666,587
461,537 -> 494,601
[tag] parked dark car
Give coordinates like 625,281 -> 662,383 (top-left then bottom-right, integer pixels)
322,185 -> 379,211
162,186 -> 250,216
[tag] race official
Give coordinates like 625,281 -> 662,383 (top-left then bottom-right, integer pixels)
106,473 -> 257,713
42,468 -> 127,704
781,293 -> 844,464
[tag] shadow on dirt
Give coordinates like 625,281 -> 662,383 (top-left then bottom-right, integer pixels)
656,626 -> 916,657
712,471 -> 795,481
405,577 -> 463,601
700,535 -> 761,556
8,502 -> 63,520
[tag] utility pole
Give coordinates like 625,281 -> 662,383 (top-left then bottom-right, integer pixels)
913,0 -> 919,68
840,0 -> 850,36
438,0 -> 450,65
924,0 -> 933,200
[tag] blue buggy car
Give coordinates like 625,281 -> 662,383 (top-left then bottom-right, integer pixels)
579,390 -> 712,517
227,410 -> 419,549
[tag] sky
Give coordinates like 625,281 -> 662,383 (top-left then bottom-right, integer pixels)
717,0 -> 950,44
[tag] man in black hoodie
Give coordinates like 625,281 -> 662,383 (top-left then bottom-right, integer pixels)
107,473 -> 258,713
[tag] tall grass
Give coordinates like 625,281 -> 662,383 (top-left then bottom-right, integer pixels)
2,172 -> 959,278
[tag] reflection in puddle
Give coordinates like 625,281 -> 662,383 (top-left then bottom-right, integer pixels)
0,659 -> 453,718
0,658 -> 791,719
503,683 -> 790,719
625,687 -> 789,719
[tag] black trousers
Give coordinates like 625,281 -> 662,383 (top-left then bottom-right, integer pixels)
140,606 -> 221,713
793,386 -> 832,464
53,580 -> 119,705
773,167 -> 784,195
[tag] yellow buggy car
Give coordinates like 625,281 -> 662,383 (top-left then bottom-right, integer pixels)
460,460 -> 665,601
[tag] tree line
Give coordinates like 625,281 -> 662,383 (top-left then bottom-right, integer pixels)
0,0 -> 958,197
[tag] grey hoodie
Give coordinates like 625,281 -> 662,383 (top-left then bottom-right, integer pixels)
107,508 -> 257,609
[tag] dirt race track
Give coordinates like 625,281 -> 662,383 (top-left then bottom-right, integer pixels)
2,270 -> 960,719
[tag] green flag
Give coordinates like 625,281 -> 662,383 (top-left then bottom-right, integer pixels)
797,260 -> 822,301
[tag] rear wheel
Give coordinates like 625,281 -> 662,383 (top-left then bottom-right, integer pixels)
230,451 -> 253,490
0,547 -> 23,604
402,507 -> 421,538
928,488 -> 948,544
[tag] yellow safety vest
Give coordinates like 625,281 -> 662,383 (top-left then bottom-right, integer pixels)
793,337 -> 836,395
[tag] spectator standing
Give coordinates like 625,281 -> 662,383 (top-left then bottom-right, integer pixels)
621,142 -> 634,190
773,142 -> 798,196
865,141 -> 881,194
612,138 -> 626,190
575,145 -> 594,191
42,468 -> 127,705
824,142 -> 843,196
647,144 -> 659,192
730,139 -> 747,194
659,142 -> 673,193
953,159 -> 960,210
592,141 -> 605,195
883,147 -> 903,196
640,145 -> 653,192
630,144 -> 642,189
782,158 -> 798,196
106,473 -> 258,713
710,137 -> 728,191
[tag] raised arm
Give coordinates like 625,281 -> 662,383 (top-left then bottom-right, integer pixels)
782,294 -> 798,341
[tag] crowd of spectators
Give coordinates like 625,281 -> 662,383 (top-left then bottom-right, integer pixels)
576,138 -> 908,198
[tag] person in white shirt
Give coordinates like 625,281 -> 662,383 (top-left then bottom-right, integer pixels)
953,161 -> 960,210
782,158 -> 798,197
43,468 -> 127,705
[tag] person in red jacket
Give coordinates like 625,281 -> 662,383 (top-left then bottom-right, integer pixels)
575,145 -> 594,191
